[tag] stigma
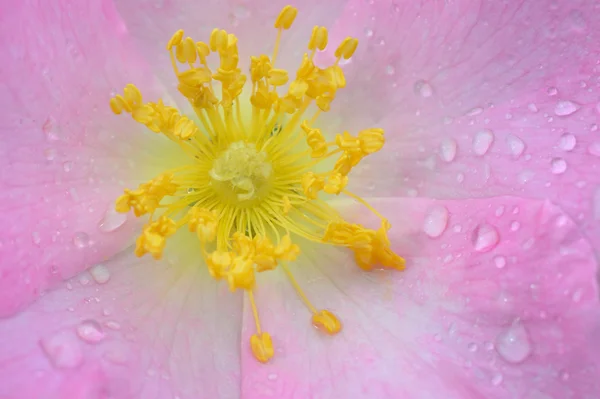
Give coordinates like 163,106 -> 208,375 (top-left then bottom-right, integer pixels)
110,5 -> 405,363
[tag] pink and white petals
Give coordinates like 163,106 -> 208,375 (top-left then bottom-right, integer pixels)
0,235 -> 242,399
0,0 -> 170,316
322,1 -> 600,247
241,198 -> 600,399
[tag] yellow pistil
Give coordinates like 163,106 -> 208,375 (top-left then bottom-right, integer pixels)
110,5 -> 405,363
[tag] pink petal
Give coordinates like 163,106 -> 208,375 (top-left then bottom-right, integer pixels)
0,1 -> 177,316
241,197 -> 600,398
0,234 -> 242,398
321,1 -> 600,249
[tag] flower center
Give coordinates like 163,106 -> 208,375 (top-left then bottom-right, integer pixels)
210,141 -> 272,203
110,5 -> 406,363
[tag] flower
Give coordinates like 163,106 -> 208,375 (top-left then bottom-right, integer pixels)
1,1 -> 599,398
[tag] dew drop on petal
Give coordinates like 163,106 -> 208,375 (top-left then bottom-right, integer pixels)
90,264 -> 110,284
472,223 -> 499,252
506,135 -> 525,157
32,231 -> 41,246
495,321 -> 531,363
73,232 -> 90,248
439,138 -> 457,162
472,130 -> 494,156
98,208 -> 127,232
491,373 -> 504,386
588,142 -> 600,157
547,87 -> 558,96
40,331 -> 83,369
414,79 -> 433,98
494,255 -> 506,269
554,100 -> 579,116
465,107 -> 483,116
423,205 -> 449,238
76,320 -> 105,343
558,133 -> 577,151
467,343 -> 478,352
551,158 -> 567,174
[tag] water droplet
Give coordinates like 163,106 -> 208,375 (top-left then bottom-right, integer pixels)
43,117 -> 61,141
571,288 -> 583,303
63,161 -> 72,172
267,373 -> 278,381
495,206 -> 505,217
423,205 -> 449,238
105,320 -> 121,330
439,138 -> 457,162
528,103 -> 538,113
560,370 -> 570,381
506,135 -> 525,157
472,130 -> 494,156
73,232 -> 90,249
76,320 -> 105,343
510,221 -> 520,231
31,231 -> 41,246
517,170 -> 535,185
98,208 -> 127,232
472,223 -> 500,252
40,331 -> 83,369
90,264 -> 110,284
551,158 -> 567,174
491,373 -> 503,386
364,28 -> 373,37
465,107 -> 483,116
468,343 -> 478,352
44,148 -> 57,161
558,133 -> 576,151
588,142 -> 600,157
554,100 -> 579,116
547,87 -> 558,96
233,4 -> 250,19
494,255 -> 506,269
414,80 -> 433,98
495,321 -> 531,363
385,65 -> 395,75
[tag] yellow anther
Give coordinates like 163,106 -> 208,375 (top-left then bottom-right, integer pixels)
324,172 -> 348,195
210,28 -> 228,53
308,26 -> 328,51
167,29 -> 184,50
178,68 -> 213,86
188,207 -> 218,242
301,172 -> 325,199
173,117 -> 197,140
109,96 -> 128,114
274,5 -> 298,30
232,232 -> 255,258
334,37 -> 359,60
303,124 -> 328,158
250,55 -> 272,81
288,79 -> 308,99
274,235 -> 300,261
227,256 -> 255,291
358,128 -> 385,154
196,41 -> 210,63
116,174 -> 177,216
250,332 -> 274,363
282,196 -> 292,214
135,216 -> 177,260
180,37 -> 197,63
253,236 -> 277,272
123,84 -> 143,107
315,93 -> 334,112
268,68 -> 289,86
335,131 -> 361,151
326,65 -> 346,89
206,250 -> 232,279
312,310 -> 342,335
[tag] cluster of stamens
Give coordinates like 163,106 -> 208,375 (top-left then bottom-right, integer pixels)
110,5 -> 405,363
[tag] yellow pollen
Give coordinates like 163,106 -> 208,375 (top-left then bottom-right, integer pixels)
110,5 -> 405,364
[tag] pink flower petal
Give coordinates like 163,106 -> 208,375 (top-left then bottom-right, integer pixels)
0,234 -> 242,398
0,1 -> 177,316
241,197 -> 600,398
321,1 -> 600,248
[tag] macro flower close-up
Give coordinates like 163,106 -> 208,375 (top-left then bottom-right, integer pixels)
1,0 -> 600,398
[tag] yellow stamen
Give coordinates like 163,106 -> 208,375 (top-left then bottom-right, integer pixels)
110,5 -> 405,363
